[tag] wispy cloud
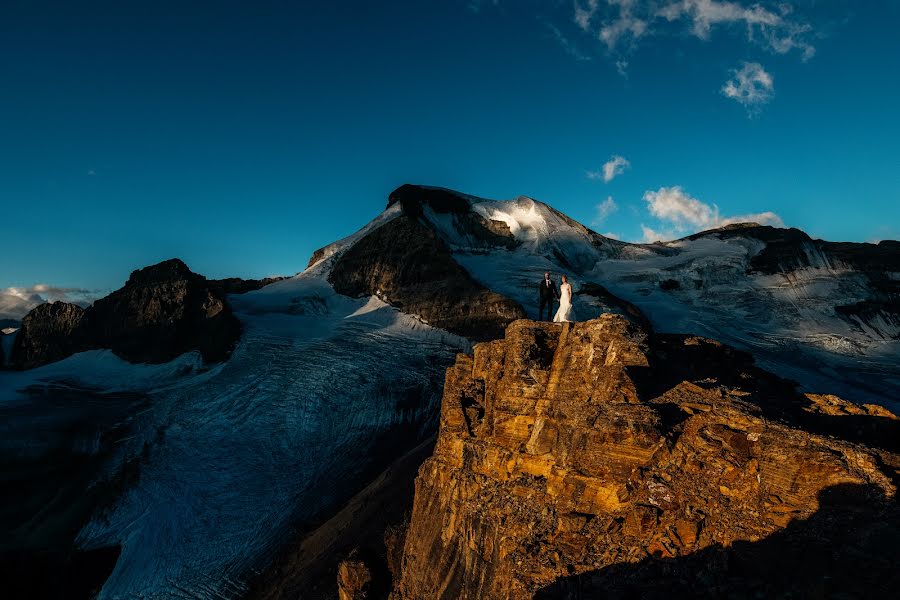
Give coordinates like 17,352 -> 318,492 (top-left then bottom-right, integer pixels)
0,285 -> 100,320
574,0 -> 600,31
603,155 -> 630,182
588,155 -> 631,182
592,196 -> 619,226
657,0 -> 815,60
639,185 -> 783,241
546,23 -> 592,61
568,1 -> 817,61
599,0 -> 649,50
722,61 -> 774,114
478,1 -> 815,96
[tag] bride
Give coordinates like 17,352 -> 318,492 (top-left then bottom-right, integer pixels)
553,275 -> 573,323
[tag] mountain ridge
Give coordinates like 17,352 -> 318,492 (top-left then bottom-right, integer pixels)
1,183 -> 897,600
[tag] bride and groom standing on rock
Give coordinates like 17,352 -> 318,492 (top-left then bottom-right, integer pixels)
538,272 -> 573,323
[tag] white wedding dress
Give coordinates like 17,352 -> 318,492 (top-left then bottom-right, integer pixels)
553,283 -> 573,323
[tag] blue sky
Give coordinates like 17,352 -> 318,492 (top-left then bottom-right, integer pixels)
2,0 -> 899,311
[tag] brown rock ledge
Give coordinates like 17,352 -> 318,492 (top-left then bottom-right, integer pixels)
391,315 -> 900,599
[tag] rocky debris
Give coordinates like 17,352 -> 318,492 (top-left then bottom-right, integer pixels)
337,551 -> 374,600
391,315 -> 899,599
9,259 -> 244,369
329,209 -> 525,341
9,302 -> 87,369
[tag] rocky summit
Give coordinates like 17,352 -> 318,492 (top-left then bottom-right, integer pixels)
7,258 -> 278,369
326,186 -> 526,341
389,315 -> 900,599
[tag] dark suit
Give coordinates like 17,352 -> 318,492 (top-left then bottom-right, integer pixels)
538,278 -> 558,320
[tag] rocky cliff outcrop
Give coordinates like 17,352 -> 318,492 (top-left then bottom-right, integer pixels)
8,259 -> 264,369
82,258 -> 241,363
9,302 -> 87,369
391,315 -> 899,599
330,192 -> 526,341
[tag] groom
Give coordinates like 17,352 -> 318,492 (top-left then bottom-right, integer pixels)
538,272 -> 558,321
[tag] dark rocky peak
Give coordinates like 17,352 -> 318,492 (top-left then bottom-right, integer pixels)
686,223 -> 811,245
329,213 -> 525,341
387,184 -> 472,216
9,259 -> 245,369
126,258 -> 199,285
387,184 -> 521,251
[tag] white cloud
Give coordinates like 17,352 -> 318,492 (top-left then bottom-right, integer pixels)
467,1 -> 814,111
656,0 -> 815,59
639,185 -> 783,241
593,196 -> 619,225
588,155 -> 631,182
602,231 -> 621,240
599,0 -> 648,50
0,285 -> 99,320
722,61 -> 774,113
603,155 -> 630,182
566,1 -> 817,66
643,186 -> 715,228
473,1 -> 816,63
574,0 -> 600,31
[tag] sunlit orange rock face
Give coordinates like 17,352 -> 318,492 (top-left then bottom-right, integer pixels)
390,315 -> 900,599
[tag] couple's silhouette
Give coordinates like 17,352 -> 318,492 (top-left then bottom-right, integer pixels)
538,272 -> 573,323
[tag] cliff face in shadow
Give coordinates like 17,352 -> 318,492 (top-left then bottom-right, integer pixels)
329,207 -> 525,342
8,259 -> 280,369
390,315 -> 899,599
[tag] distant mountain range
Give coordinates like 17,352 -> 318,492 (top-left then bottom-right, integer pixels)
1,184 -> 897,599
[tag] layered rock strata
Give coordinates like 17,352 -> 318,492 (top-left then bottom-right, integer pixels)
391,315 -> 900,599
